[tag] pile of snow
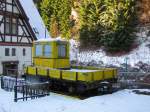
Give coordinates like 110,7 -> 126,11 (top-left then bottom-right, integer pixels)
0,88 -> 150,112
20,0 -> 51,39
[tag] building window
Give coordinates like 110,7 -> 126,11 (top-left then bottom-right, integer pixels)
5,17 -> 11,34
58,44 -> 67,57
44,45 -> 52,57
35,45 -> 43,56
12,18 -> 17,35
5,17 -> 17,35
23,48 -> 26,56
5,48 -> 10,56
12,48 -> 16,56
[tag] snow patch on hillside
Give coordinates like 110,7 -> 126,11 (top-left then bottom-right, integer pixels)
70,35 -> 150,67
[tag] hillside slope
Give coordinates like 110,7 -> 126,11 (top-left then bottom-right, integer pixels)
70,30 -> 150,68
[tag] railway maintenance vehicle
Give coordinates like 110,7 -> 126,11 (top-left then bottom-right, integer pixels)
24,39 -> 117,94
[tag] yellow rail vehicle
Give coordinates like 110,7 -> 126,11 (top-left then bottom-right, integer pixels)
25,39 -> 117,93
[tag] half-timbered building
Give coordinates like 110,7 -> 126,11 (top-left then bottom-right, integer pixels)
0,0 -> 49,75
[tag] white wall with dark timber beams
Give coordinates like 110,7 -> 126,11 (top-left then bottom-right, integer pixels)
0,0 -> 37,75
0,46 -> 32,74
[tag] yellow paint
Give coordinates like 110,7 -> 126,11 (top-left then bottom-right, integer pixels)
33,58 -> 70,68
78,72 -> 93,82
27,66 -> 36,75
37,68 -> 47,76
62,71 -> 76,81
49,69 -> 61,79
93,71 -> 104,81
104,70 -> 114,79
55,59 -> 70,68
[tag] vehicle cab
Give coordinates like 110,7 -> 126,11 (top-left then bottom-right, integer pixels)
32,39 -> 70,69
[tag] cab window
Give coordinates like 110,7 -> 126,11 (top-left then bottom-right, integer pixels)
58,44 -> 66,57
35,45 -> 43,56
44,45 -> 52,57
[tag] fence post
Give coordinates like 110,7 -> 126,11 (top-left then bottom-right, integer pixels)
1,76 -> 4,89
23,85 -> 25,101
14,85 -> 17,102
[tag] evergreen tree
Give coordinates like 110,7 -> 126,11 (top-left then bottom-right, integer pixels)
79,0 -> 137,52
40,0 -> 53,31
59,0 -> 72,39
50,15 -> 59,38
40,0 -> 72,39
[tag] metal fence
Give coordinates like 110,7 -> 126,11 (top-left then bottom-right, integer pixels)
0,76 -> 50,102
14,82 -> 50,102
1,76 -> 26,91
118,72 -> 150,89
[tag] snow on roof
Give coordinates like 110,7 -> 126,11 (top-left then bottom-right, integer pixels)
35,36 -> 67,42
20,0 -> 51,39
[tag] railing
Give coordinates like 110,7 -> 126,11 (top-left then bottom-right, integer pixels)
1,76 -> 25,91
118,72 -> 150,89
14,82 -> 50,102
1,76 -> 50,102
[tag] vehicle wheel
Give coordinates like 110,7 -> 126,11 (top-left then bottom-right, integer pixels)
68,86 -> 75,94
98,83 -> 112,94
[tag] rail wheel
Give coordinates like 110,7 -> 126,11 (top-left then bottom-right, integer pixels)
68,86 -> 76,94
98,82 -> 113,94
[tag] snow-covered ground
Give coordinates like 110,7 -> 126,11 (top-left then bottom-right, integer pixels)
0,88 -> 150,112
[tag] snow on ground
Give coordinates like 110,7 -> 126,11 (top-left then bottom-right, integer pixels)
0,88 -> 150,112
20,0 -> 51,39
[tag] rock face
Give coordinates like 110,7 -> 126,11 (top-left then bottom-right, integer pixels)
137,0 -> 150,24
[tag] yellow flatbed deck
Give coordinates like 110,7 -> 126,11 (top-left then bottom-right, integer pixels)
25,66 -> 117,82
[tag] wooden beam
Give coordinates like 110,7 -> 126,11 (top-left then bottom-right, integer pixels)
0,42 -> 32,46
15,0 -> 37,40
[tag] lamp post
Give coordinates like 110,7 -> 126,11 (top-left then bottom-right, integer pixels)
125,57 -> 129,72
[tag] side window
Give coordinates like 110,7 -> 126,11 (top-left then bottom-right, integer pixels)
5,17 -> 17,35
35,45 -> 43,56
12,18 -> 17,35
5,48 -> 10,56
44,45 -> 52,57
23,48 -> 26,56
12,48 -> 16,56
5,17 -> 11,34
58,44 -> 66,57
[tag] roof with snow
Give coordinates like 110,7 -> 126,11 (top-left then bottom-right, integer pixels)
35,37 -> 67,42
20,0 -> 51,39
